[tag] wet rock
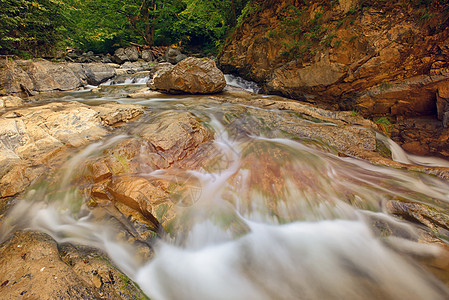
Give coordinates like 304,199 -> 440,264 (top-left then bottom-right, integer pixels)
107,176 -> 173,228
0,101 -> 144,198
390,117 -> 449,158
135,111 -> 214,163
0,231 -> 146,299
149,57 -> 226,94
386,200 -> 449,233
128,88 -> 164,98
79,111 -> 215,233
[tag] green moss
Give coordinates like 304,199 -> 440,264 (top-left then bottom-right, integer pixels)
379,81 -> 392,91
374,116 -> 392,136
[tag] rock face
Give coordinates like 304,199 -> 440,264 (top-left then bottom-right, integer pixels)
148,57 -> 226,94
0,59 -> 116,95
0,101 -> 144,199
219,0 -> 449,118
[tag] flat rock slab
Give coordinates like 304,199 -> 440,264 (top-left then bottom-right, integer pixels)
0,101 -> 144,198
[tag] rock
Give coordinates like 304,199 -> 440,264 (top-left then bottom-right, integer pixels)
120,61 -> 153,74
79,110 -> 215,232
386,200 -> 449,233
81,63 -> 116,86
0,95 -> 25,109
266,55 -> 347,98
113,47 -> 139,64
24,60 -> 82,92
142,50 -> 155,62
218,0 -> 449,117
165,47 -> 187,64
0,101 -> 144,198
149,57 -> 226,94
437,81 -> 449,126
0,59 -> 117,95
355,75 -> 440,117
338,0 -> 359,13
110,71 -> 151,85
0,231 -> 146,299
0,60 -> 34,95
128,88 -> 164,98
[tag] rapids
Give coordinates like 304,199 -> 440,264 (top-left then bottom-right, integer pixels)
2,78 -> 449,299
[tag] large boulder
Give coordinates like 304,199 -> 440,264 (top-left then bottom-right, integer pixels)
20,60 -> 81,92
81,63 -> 116,85
148,57 -> 226,94
0,60 -> 35,95
0,59 -> 117,95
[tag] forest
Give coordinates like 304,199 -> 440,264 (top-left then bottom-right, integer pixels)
0,0 -> 253,57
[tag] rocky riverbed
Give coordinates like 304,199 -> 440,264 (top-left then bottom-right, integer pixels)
1,53 -> 449,299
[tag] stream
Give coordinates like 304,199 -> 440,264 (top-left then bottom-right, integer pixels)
2,77 -> 449,299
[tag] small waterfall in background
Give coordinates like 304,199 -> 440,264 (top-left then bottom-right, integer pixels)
225,74 -> 261,93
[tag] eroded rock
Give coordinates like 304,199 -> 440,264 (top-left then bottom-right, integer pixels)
79,111 -> 214,233
219,0 -> 449,118
0,231 -> 146,299
0,96 -> 25,109
0,101 -> 144,198
0,59 -> 117,95
149,57 -> 226,94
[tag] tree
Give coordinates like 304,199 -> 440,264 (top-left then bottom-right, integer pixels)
0,0 -> 68,56
67,0 -> 184,51
171,0 -> 250,51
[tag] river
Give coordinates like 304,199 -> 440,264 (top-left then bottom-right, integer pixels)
2,76 -> 449,299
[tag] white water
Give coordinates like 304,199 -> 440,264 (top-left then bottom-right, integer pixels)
378,133 -> 449,168
2,92 -> 449,299
225,74 -> 261,93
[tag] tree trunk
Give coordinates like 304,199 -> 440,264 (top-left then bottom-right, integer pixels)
140,0 -> 155,46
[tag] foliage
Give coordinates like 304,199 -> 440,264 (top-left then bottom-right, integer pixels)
66,0 -> 185,52
268,3 -> 334,60
0,0 -> 253,56
375,116 -> 392,136
0,0 -> 68,56
171,0 -> 250,53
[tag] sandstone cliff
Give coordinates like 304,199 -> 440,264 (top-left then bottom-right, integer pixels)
219,0 -> 449,122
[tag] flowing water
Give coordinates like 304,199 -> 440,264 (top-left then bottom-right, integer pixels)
2,78 -> 449,299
